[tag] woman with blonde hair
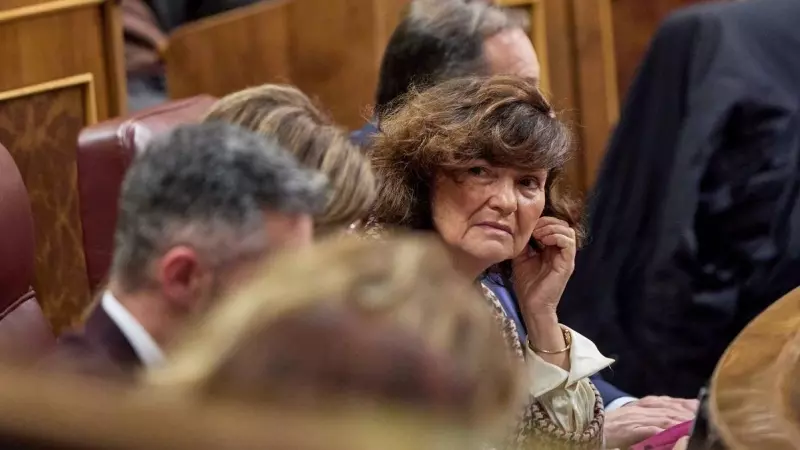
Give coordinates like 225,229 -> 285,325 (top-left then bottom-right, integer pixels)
146,235 -> 522,444
0,362 -> 475,450
204,84 -> 375,235
367,75 -> 611,449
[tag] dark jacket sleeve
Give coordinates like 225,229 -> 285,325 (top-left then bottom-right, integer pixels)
560,9 -> 708,365
590,375 -> 631,406
565,1 -> 800,397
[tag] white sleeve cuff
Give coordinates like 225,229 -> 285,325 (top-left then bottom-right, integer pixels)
525,326 -> 614,398
605,396 -> 638,412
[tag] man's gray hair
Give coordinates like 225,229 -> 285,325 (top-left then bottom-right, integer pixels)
111,122 -> 327,291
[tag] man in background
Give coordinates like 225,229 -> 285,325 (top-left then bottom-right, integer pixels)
351,0 -> 539,146
41,123 -> 326,379
353,1 -> 697,448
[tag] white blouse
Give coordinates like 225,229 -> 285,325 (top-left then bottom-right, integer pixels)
526,327 -> 614,430
479,282 -> 613,433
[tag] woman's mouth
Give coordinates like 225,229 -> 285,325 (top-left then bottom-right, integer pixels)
476,221 -> 513,235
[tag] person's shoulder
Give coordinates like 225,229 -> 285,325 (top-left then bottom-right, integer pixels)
37,333 -> 131,382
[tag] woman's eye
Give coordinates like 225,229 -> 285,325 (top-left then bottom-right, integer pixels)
467,166 -> 489,177
519,178 -> 541,189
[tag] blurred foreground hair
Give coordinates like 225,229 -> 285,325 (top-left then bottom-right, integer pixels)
147,235 -> 522,436
0,364 -> 481,450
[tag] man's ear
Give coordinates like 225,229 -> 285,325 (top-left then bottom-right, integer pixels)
156,246 -> 209,310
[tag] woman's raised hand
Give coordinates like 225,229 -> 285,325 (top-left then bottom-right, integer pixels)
511,216 -> 576,319
511,216 -> 576,369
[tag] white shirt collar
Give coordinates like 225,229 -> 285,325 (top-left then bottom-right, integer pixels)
101,291 -> 166,368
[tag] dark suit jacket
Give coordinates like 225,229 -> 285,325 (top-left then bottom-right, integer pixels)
561,0 -> 800,398
38,306 -> 142,381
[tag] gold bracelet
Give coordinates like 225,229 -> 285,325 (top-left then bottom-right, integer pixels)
527,325 -> 572,354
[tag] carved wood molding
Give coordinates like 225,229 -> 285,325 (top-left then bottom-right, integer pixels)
0,0 -> 106,25
0,73 -> 98,125
0,72 -> 99,332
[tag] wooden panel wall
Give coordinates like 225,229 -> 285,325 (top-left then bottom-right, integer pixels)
165,0 -> 409,129
167,0 -> 614,191
375,0 -> 409,50
497,0 -> 618,194
0,0 -> 126,333
166,0 -> 293,100
571,0 -> 618,189
288,0 -> 386,128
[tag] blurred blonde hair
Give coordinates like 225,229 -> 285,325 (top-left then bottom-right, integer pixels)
147,235 -> 522,434
710,286 -> 800,449
204,84 -> 376,235
0,364 -> 477,450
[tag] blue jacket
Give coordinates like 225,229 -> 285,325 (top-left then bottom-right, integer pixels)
350,122 -> 379,148
481,276 -> 631,407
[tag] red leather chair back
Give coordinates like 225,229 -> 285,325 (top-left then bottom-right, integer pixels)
77,96 -> 217,292
0,142 -> 54,362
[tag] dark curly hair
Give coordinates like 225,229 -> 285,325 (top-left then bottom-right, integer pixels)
370,75 -> 584,251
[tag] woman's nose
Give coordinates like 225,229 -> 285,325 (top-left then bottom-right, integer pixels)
487,179 -> 517,214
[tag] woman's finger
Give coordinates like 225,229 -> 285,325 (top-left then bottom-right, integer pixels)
534,216 -> 570,228
537,233 -> 575,250
677,399 -> 700,413
532,224 -> 575,240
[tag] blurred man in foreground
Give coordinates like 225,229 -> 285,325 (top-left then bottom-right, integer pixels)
41,123 -> 326,379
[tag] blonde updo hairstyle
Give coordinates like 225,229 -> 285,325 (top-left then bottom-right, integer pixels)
204,84 -> 376,235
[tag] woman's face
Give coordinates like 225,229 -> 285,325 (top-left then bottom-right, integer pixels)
431,160 -> 548,275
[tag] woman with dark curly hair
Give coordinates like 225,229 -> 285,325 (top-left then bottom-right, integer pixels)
368,75 -> 612,449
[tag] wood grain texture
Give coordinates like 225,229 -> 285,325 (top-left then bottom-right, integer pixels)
0,78 -> 94,334
0,0 -> 125,119
374,0 -> 410,62
540,0 -> 584,194
165,0 -> 293,100
1,0 -> 69,11
572,0 -> 618,190
0,0 -> 124,332
496,0 -> 618,195
0,0 -> 105,24
165,0 -> 408,129
102,0 -> 128,116
287,0 -> 383,128
711,285 -> 800,449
